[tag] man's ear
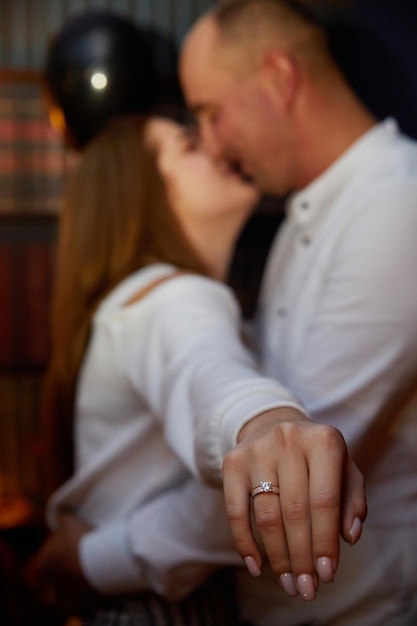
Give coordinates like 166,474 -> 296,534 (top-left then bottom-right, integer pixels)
260,50 -> 300,110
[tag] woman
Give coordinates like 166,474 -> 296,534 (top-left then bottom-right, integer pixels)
34,115 -> 366,624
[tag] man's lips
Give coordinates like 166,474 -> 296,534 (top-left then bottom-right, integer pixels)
225,158 -> 254,183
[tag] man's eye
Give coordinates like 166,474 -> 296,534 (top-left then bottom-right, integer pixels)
181,126 -> 200,150
206,109 -> 220,127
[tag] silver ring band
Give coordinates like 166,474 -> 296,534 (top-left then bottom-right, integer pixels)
251,481 -> 280,499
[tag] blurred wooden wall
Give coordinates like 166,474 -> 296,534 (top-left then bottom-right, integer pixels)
0,0 -> 213,70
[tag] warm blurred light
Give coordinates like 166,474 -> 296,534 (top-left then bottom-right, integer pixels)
48,103 -> 67,137
91,72 -> 108,90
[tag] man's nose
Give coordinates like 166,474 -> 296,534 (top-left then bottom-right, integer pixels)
200,123 -> 223,161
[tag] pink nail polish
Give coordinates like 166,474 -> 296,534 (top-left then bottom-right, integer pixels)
316,556 -> 334,583
297,574 -> 316,602
349,517 -> 362,544
279,572 -> 298,597
244,556 -> 262,577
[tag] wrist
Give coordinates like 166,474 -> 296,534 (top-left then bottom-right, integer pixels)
237,407 -> 309,443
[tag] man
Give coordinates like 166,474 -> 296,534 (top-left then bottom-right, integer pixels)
180,1 -> 417,624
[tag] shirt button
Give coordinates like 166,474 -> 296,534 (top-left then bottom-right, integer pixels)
301,235 -> 312,245
277,307 -> 288,318
301,201 -> 309,209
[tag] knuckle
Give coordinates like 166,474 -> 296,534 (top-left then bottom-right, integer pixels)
255,507 -> 282,533
286,499 -> 309,524
224,437 -> 270,471
233,536 -> 253,556
225,501 -> 244,523
222,451 -> 238,473
223,445 -> 249,472
312,487 -> 339,512
298,420 -> 339,442
319,424 -> 346,450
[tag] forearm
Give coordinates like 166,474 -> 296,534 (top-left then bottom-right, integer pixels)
80,479 -> 242,601
125,277 -> 307,484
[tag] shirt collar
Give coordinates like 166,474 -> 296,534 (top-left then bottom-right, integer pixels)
286,118 -> 399,228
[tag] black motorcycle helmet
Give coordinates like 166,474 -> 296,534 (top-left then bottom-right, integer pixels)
45,10 -> 183,150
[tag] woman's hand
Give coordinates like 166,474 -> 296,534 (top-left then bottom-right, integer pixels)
27,512 -> 100,616
222,408 -> 367,601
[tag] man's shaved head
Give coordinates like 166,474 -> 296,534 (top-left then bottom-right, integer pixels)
204,0 -> 329,73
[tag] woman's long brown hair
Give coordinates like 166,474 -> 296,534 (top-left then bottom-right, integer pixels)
41,115 -> 208,496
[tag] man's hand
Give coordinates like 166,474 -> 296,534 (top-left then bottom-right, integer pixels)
222,408 -> 367,601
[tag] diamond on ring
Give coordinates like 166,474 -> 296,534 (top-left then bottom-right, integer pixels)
251,481 -> 280,499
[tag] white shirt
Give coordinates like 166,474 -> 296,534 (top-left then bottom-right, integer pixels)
239,118 -> 417,626
256,118 -> 417,525
47,263 -> 302,598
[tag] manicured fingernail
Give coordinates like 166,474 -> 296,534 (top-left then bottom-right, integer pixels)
297,574 -> 316,601
279,572 -> 298,597
244,556 -> 261,577
316,556 -> 334,583
349,517 -> 362,544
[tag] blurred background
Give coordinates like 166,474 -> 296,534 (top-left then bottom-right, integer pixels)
0,0 -> 211,69
0,0 -> 212,526
0,0 -> 416,623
